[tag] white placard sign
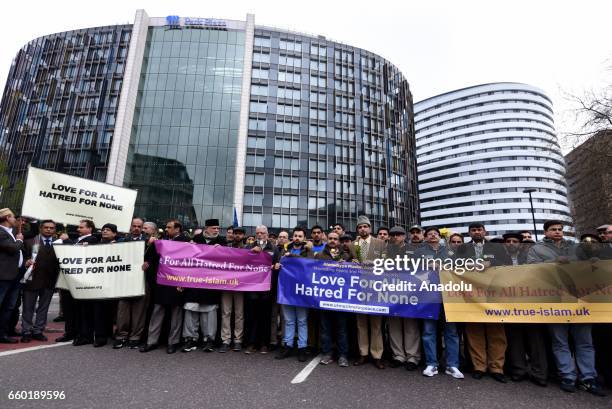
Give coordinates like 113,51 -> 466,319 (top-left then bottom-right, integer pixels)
22,167 -> 137,232
54,241 -> 145,299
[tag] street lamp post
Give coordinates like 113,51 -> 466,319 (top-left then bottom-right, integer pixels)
523,188 -> 538,241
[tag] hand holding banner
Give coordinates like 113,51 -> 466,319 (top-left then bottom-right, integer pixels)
278,257 -> 442,319
155,240 -> 272,291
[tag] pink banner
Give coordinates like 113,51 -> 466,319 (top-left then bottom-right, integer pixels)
155,240 -> 272,291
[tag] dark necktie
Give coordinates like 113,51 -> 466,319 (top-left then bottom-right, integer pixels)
45,238 -> 51,247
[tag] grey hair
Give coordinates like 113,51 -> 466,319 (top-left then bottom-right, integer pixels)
255,225 -> 268,233
143,221 -> 157,230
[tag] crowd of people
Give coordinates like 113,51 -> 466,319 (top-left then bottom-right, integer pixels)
0,206 -> 610,397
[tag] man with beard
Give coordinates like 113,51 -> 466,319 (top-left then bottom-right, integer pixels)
353,215 -> 386,369
244,225 -> 280,354
458,222 -> 507,382
316,231 -> 355,367
141,219 -> 188,354
114,217 -> 150,349
182,219 -> 226,353
501,232 -> 548,387
219,226 -> 246,353
386,226 -> 422,372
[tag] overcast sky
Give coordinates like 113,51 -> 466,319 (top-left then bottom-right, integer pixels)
1,0 -> 611,151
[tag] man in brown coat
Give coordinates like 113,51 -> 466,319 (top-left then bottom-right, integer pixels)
352,215 -> 387,369
20,220 -> 60,342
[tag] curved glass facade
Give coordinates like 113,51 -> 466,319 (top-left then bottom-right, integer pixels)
123,26 -> 245,227
415,82 -> 571,237
0,11 -> 419,232
0,25 -> 132,208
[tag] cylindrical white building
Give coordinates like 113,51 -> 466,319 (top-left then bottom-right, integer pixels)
414,82 -> 571,238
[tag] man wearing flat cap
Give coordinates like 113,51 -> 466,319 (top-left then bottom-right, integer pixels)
181,219 -> 226,353
386,226 -> 422,371
353,215 -> 387,369
0,208 -> 25,343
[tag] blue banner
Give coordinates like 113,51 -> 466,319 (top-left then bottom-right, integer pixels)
278,257 -> 442,319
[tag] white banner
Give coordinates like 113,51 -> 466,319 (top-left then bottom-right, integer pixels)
21,167 -> 138,232
54,241 -> 145,299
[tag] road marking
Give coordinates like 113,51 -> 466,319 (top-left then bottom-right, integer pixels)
291,354 -> 322,384
0,342 -> 71,357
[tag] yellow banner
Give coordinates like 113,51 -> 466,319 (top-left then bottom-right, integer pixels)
440,260 -> 612,323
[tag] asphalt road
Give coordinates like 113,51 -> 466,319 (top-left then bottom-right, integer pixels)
1,342 -> 611,409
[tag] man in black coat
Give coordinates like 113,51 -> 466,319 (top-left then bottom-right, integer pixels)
244,225 -> 280,354
181,219 -> 226,353
141,219 -> 189,354
501,232 -> 548,387
0,208 -> 25,343
113,217 -> 150,349
55,219 -> 99,343
20,219 -> 60,343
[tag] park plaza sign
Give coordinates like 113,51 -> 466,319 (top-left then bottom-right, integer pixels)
165,15 -> 227,29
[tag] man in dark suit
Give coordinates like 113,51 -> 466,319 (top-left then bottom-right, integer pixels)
457,222 -> 508,382
113,217 -> 149,349
20,219 -> 60,343
0,208 -> 25,343
56,219 -> 100,345
140,219 -> 188,354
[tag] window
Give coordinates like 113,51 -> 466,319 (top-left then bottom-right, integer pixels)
310,60 -> 326,72
279,39 -> 302,53
309,178 -> 326,191
274,138 -> 300,151
276,103 -> 300,116
275,120 -> 300,134
243,193 -> 263,207
253,52 -> 270,63
309,159 -> 326,173
247,136 -> 266,149
254,36 -> 271,48
248,118 -> 267,131
244,173 -> 264,186
309,125 -> 326,138
250,84 -> 268,96
310,108 -> 326,121
310,75 -> 326,87
310,92 -> 326,104
309,142 -> 326,155
310,44 -> 327,57
243,213 -> 263,227
252,68 -> 269,80
246,154 -> 265,167
274,175 -> 299,189
278,71 -> 301,83
279,55 -> 302,68
249,101 -> 267,113
277,87 -> 301,100
274,156 -> 300,170
273,194 -> 299,209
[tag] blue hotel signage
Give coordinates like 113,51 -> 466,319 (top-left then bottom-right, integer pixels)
165,16 -> 227,29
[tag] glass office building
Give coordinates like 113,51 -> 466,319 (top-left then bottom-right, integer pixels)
0,10 -> 418,232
